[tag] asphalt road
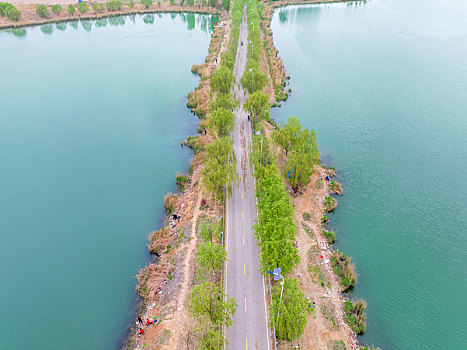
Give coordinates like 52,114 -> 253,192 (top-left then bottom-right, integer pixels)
225,5 -> 270,350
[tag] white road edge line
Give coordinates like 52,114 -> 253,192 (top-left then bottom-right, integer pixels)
262,275 -> 271,350
223,198 -> 229,350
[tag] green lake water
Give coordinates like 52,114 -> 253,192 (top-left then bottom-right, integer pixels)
271,0 -> 467,348
0,13 -> 215,349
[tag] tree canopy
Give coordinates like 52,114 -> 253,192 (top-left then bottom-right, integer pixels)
209,108 -> 235,138
240,66 -> 268,94
196,241 -> 227,276
244,90 -> 270,126
201,137 -> 237,200
188,281 -> 236,327
210,66 -> 235,94
273,116 -> 319,187
270,277 -> 308,341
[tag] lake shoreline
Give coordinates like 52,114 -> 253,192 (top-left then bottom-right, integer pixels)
0,2 -> 218,30
124,1 -> 374,349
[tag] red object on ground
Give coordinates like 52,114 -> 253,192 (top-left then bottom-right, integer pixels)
139,328 -> 144,335
146,319 -> 150,326
320,255 -> 323,258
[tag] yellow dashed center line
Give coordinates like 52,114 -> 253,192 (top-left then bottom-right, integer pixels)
243,235 -> 245,246
245,297 -> 247,312
241,192 -> 243,199
242,212 -> 244,221
246,338 -> 248,350
244,263 -> 246,275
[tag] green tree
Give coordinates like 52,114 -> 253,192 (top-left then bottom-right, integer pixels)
284,128 -> 319,187
77,2 -> 89,13
106,0 -> 122,11
209,108 -> 235,138
210,66 -> 234,94
270,277 -> 307,341
209,0 -> 216,7
185,0 -> 194,5
36,4 -> 49,18
0,3 -> 8,16
141,0 -> 152,8
195,326 -> 226,350
222,0 -> 230,11
169,0 -> 176,4
198,220 -> 221,243
209,93 -> 236,113
196,242 -> 226,276
51,4 -> 62,14
92,3 -> 105,12
244,90 -> 270,127
6,6 -> 21,21
67,4 -> 75,15
273,116 -> 319,187
272,116 -> 301,156
240,66 -> 268,94
188,281 -> 236,327
129,0 -> 134,7
201,137 -> 237,200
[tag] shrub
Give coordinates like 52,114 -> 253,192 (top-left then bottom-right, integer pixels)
129,0 -> 134,7
176,173 -> 190,190
343,300 -> 367,334
106,0 -> 122,11
322,230 -> 336,244
169,0 -> 176,4
302,212 -> 311,221
67,4 -> 75,14
36,4 -> 49,18
77,2 -> 89,13
331,252 -> 357,292
141,0 -> 152,8
157,0 -> 161,6
6,6 -> 21,21
51,4 -> 62,14
92,3 -> 105,12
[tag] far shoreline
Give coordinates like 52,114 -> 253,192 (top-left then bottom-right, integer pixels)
0,2 -> 219,30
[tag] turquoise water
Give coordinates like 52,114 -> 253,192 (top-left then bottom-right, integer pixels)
271,1 -> 467,348
0,13 -> 215,349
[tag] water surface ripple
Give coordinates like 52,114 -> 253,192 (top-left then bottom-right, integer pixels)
0,13 -> 215,350
271,0 -> 467,348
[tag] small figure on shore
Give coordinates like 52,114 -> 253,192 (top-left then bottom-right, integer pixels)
139,328 -> 144,335
137,316 -> 143,324
204,129 -> 207,135
248,115 -> 250,121
146,319 -> 151,326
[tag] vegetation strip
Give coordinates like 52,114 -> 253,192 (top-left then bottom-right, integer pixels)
118,0 -> 379,348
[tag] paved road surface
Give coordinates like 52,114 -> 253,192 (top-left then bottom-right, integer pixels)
225,5 -> 270,350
